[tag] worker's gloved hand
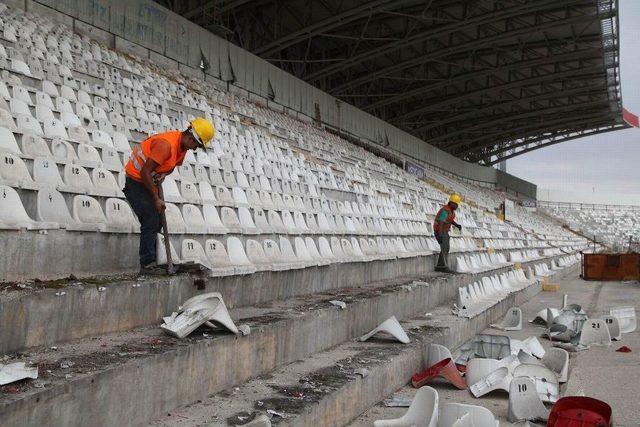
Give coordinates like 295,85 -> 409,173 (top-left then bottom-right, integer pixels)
154,198 -> 166,213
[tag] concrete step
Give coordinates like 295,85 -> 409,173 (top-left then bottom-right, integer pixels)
1,266 -> 480,427
148,263 -> 580,427
0,250 -> 559,355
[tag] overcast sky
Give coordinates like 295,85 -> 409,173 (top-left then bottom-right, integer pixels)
505,0 -> 640,204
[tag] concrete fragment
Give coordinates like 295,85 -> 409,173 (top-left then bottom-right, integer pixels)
508,376 -> 549,422
161,292 -> 239,338
373,385 -> 438,427
0,362 -> 38,385
359,316 -> 410,344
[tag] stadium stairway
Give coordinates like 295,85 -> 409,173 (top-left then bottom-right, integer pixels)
0,254 -> 580,427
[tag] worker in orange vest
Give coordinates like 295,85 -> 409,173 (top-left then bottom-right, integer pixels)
433,194 -> 462,273
123,117 -> 215,275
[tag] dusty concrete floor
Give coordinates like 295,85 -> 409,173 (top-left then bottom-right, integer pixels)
349,273 -> 640,427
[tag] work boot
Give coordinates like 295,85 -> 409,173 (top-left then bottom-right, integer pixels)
139,262 -> 167,276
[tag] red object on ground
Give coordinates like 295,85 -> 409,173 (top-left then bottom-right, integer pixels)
623,108 -> 639,127
411,358 -> 466,389
547,396 -> 612,427
456,363 -> 466,373
616,346 -> 632,353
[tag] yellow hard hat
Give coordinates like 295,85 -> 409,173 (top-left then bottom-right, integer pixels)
189,117 -> 215,148
449,194 -> 461,204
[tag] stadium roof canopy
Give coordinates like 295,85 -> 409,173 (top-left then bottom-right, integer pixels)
156,0 -> 627,164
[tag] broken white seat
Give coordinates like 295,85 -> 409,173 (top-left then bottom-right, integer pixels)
466,355 -> 520,386
603,315 -> 622,341
508,376 -> 549,423
439,403 -> 499,427
578,319 -> 611,347
511,336 -> 545,359
530,308 -> 560,325
161,292 -> 239,338
426,344 -> 453,368
513,363 -> 560,403
610,306 -> 636,333
360,316 -> 410,344
541,347 -> 569,383
0,362 -> 38,386
373,386 -> 438,427
469,367 -> 512,397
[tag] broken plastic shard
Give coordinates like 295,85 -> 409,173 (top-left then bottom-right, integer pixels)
508,376 -> 549,422
373,386 -> 438,427
548,396 -> 612,427
266,409 -> 285,418
238,324 -> 251,336
426,343 -> 453,367
359,316 -> 410,344
511,336 -> 545,358
529,308 -> 559,325
384,397 -> 413,407
243,414 -> 272,427
0,362 -> 38,385
603,315 -> 621,341
513,363 -> 560,403
609,306 -> 636,334
161,292 -> 239,338
491,307 -> 522,331
578,319 -> 611,347
541,348 -> 569,383
469,367 -> 512,397
458,334 -> 512,364
354,368 -> 369,378
440,403 -> 499,427
329,300 -> 346,309
466,355 -> 520,386
412,358 -> 466,389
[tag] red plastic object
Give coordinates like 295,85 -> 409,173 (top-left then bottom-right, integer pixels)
616,346 -> 632,353
547,396 -> 612,427
456,363 -> 467,373
411,358 -> 466,389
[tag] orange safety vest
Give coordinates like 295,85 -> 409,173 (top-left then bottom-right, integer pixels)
433,204 -> 456,233
125,131 -> 186,182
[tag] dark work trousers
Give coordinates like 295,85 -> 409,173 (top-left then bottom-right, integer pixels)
123,177 -> 161,267
434,232 -> 450,268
